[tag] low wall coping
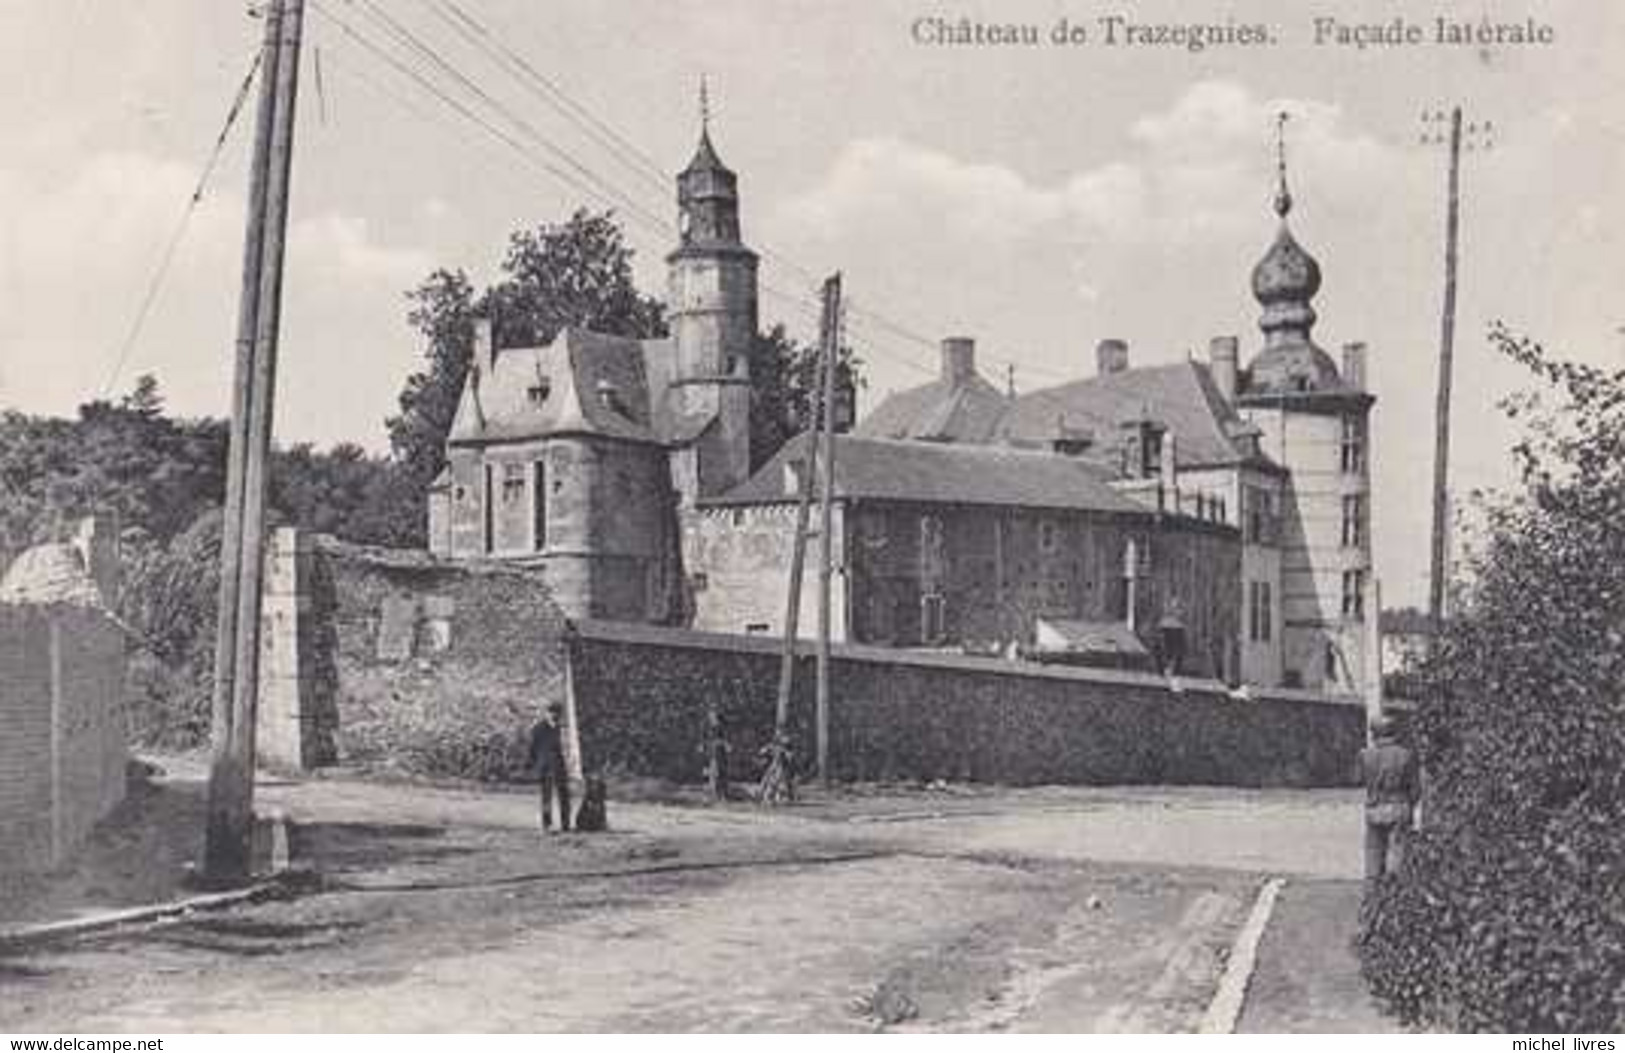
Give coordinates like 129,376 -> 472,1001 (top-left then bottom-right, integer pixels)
569,619 -> 1363,711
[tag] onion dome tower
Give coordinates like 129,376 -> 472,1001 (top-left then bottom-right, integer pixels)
1242,125 -> 1347,395
1235,112 -> 1376,695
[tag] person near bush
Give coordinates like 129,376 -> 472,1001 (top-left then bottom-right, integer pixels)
1359,711 -> 1417,881
529,701 -> 571,834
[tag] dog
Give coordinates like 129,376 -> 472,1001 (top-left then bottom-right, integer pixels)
574,773 -> 608,833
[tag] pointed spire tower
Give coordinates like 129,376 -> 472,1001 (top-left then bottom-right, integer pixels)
1234,111 -> 1376,696
667,78 -> 759,498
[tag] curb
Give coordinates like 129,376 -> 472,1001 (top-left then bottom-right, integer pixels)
0,879 -> 289,954
1199,875 -> 1285,1034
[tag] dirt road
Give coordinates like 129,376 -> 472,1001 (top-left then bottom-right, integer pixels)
1,774 -> 1376,1032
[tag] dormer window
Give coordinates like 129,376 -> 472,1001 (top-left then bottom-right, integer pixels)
596,379 -> 623,416
526,378 -> 551,405
783,458 -> 807,496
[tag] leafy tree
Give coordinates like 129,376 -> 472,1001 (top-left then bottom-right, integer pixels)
386,210 -> 669,535
388,267 -> 478,502
486,209 -> 666,349
0,376 -> 226,557
270,442 -> 419,549
749,324 -> 863,471
1359,323 -> 1625,1031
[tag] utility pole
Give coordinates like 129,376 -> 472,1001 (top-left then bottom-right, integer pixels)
204,0 -> 304,884
759,274 -> 840,804
814,273 -> 843,786
1420,107 -> 1492,656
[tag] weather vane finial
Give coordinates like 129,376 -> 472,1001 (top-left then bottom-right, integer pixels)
699,74 -> 711,133
1273,110 -> 1294,219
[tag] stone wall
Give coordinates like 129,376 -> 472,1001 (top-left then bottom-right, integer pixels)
686,497 -> 1241,679
566,619 -> 1363,788
260,532 -> 577,780
431,436 -> 682,623
0,539 -> 127,873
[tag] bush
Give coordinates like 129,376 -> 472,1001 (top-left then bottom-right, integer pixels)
120,511 -> 221,749
1358,326 -> 1625,1031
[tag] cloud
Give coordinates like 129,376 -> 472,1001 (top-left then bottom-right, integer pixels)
777,80 -> 1400,250
290,213 -> 434,286
0,150 -> 432,448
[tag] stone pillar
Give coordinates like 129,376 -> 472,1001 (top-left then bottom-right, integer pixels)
258,527 -> 316,771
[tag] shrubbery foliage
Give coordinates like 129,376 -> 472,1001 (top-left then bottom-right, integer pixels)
1358,325 -> 1625,1030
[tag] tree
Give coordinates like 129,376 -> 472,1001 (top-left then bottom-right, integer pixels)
486,209 -> 666,349
1358,323 -> 1625,1031
385,210 -> 669,538
388,267 -> 478,503
0,376 -> 227,557
749,323 -> 863,471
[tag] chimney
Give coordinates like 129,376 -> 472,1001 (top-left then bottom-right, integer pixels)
1159,433 -> 1178,513
1209,335 -> 1239,401
1342,341 -> 1368,391
474,316 -> 497,376
1096,338 -> 1129,376
941,337 -> 976,388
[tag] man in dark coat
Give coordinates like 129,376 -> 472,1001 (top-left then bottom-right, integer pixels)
1360,712 -> 1419,882
529,701 -> 571,834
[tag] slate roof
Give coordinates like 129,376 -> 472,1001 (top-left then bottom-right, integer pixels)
997,360 -> 1276,470
855,373 -> 1011,444
708,433 -> 1148,515
1033,617 -> 1150,657
447,328 -> 712,447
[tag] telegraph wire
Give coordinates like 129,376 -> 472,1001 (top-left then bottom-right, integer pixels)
379,1 -> 1059,386
307,0 -> 671,243
307,0 -> 1069,390
333,0 -> 670,234
101,50 -> 264,398
414,0 -> 671,193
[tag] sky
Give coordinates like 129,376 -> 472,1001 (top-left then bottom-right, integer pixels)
1,0 -> 1621,607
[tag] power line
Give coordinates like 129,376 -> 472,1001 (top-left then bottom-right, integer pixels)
311,0 -> 1071,390
307,0 -> 672,242
414,0 -> 670,192
334,0 -> 671,234
354,0 -> 1028,382
101,51 -> 264,398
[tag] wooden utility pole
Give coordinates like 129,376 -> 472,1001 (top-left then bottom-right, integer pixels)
1421,107 -> 1491,653
758,274 -> 840,803
814,274 -> 843,786
1426,106 -> 1462,651
204,0 -> 304,884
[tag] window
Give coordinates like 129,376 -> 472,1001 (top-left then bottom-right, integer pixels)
1342,569 -> 1367,620
783,458 -> 806,497
1341,494 -> 1365,548
526,378 -> 551,405
501,462 -> 525,503
1246,487 -> 1276,544
532,461 -> 547,551
921,593 -> 947,644
919,515 -> 946,580
1038,518 -> 1059,553
1248,581 -> 1273,643
1341,416 -> 1366,474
